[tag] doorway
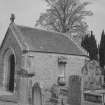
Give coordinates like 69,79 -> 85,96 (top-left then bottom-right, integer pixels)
8,54 -> 15,92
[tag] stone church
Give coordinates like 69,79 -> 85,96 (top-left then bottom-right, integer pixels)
0,14 -> 88,105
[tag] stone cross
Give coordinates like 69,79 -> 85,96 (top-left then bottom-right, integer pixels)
10,14 -> 15,23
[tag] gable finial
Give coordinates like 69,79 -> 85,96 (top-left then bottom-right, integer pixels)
10,13 -> 15,23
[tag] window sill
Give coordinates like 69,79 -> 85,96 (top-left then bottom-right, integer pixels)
0,89 -> 18,103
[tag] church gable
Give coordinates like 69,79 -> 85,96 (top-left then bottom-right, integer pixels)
0,27 -> 21,55
0,24 -> 23,90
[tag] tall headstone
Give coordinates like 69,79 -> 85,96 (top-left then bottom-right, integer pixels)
19,77 -> 29,105
68,75 -> 81,105
32,83 -> 42,105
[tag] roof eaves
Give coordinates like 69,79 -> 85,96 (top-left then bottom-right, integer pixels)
23,50 -> 89,58
0,28 -> 9,53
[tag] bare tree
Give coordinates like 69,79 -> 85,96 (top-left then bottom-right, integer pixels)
35,0 -> 93,38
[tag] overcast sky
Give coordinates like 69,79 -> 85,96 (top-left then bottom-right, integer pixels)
0,0 -> 105,43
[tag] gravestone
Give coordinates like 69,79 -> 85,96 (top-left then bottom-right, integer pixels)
68,75 -> 81,105
19,77 -> 29,105
32,83 -> 42,105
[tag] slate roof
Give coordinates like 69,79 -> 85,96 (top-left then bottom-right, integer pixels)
9,23 -> 87,56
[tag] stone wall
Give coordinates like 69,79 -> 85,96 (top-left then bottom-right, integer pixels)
26,52 -> 86,105
26,52 -> 85,87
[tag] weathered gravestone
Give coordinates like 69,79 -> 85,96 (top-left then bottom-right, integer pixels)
68,75 -> 81,105
32,83 -> 42,105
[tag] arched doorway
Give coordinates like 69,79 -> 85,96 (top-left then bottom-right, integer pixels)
8,54 -> 15,92
3,48 -> 16,92
32,83 -> 42,105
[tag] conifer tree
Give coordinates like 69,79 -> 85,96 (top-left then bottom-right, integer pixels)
81,31 -> 98,60
99,30 -> 105,68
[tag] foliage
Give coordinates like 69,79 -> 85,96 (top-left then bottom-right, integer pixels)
81,31 -> 98,60
35,0 -> 93,38
99,30 -> 105,68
